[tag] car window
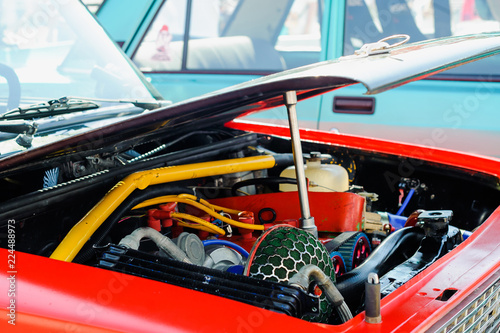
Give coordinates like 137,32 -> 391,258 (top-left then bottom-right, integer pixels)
132,0 -> 323,73
344,0 -> 500,76
276,0 -> 322,68
0,0 -> 155,113
81,0 -> 104,14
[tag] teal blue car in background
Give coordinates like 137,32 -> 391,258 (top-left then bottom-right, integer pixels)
89,0 -> 500,157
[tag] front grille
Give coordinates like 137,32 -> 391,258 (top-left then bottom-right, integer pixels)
435,277 -> 500,333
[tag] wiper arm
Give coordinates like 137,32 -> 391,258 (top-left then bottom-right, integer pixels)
0,120 -> 38,148
64,96 -> 172,110
1,97 -> 100,120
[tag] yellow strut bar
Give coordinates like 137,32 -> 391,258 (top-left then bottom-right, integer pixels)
50,155 -> 276,262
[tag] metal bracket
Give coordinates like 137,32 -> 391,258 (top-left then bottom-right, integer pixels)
342,34 -> 410,59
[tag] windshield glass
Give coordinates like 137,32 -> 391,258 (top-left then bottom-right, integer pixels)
0,0 -> 157,114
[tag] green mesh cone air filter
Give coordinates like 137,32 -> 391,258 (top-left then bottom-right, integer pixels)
244,225 -> 336,323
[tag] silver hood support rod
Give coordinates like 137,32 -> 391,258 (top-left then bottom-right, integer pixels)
284,91 -> 317,237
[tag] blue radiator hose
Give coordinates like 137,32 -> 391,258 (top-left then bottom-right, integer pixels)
202,239 -> 249,259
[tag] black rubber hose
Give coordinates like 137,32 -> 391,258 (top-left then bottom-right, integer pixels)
0,133 -> 262,223
231,176 -> 297,196
127,130 -> 226,163
335,227 -> 425,311
73,185 -> 194,263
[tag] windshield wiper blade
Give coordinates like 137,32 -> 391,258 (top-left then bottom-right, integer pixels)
64,96 -> 172,110
1,97 -> 100,120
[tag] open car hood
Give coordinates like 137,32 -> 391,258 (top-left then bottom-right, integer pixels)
2,33 -> 500,172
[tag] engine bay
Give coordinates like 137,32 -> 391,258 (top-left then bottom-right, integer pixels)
1,128 -> 499,325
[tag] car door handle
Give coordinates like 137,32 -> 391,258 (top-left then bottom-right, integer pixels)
333,96 -> 375,114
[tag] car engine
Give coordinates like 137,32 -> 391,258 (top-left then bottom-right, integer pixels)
0,128 -> 498,325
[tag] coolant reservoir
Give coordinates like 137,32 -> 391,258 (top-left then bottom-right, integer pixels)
279,152 -> 349,192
